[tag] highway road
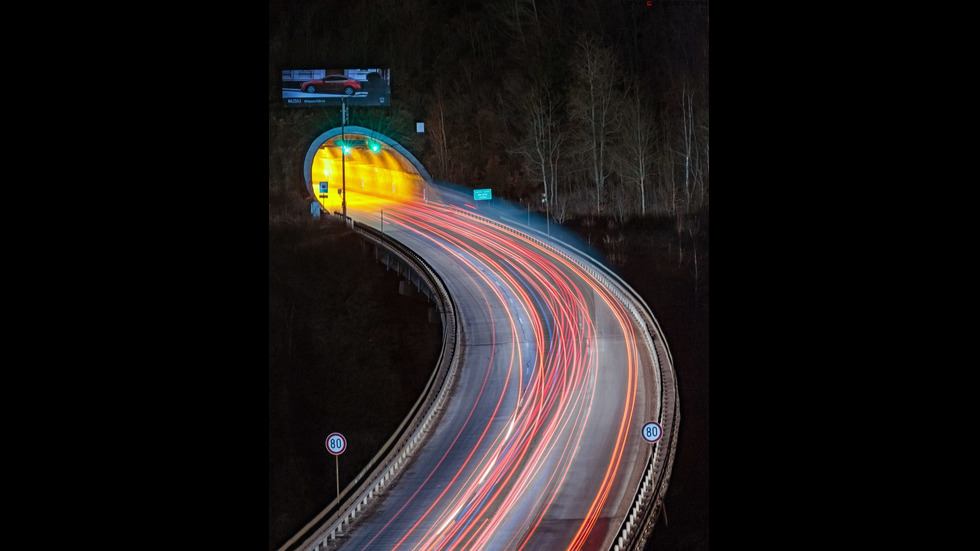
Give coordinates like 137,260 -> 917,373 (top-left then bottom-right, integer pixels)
316,189 -> 668,551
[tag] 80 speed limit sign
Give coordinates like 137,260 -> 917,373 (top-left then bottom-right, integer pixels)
641,422 -> 662,443
326,432 -> 347,455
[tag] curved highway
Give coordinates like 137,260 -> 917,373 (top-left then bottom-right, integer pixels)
311,189 -> 668,550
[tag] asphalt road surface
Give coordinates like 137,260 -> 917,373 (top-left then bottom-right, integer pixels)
320,191 -> 665,551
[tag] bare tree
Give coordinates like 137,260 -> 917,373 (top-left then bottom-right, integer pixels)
511,85 -> 565,222
425,90 -> 453,180
613,79 -> 657,217
568,34 -> 619,217
693,80 -> 709,212
488,0 -> 541,57
677,77 -> 709,215
699,118 -> 709,209
607,177 -> 634,224
658,106 -> 680,218
681,80 -> 694,212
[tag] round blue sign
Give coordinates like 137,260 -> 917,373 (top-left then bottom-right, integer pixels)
326,432 -> 347,455
641,421 -> 663,443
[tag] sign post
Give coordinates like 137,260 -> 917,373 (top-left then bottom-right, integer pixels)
317,182 -> 329,216
326,432 -> 347,499
341,99 -> 347,220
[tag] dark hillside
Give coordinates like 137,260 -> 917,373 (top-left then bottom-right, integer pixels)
268,216 -> 442,551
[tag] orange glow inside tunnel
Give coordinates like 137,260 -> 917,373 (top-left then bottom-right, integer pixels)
312,137 -> 426,212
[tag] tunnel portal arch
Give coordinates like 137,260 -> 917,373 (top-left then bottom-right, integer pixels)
304,126 -> 432,206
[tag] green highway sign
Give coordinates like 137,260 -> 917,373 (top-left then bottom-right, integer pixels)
473,189 -> 492,201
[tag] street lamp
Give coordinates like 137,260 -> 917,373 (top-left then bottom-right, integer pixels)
341,98 -> 347,220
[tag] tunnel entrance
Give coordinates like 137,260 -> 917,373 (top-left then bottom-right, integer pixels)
304,126 -> 432,214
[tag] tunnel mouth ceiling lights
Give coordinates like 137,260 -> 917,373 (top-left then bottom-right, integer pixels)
305,126 -> 432,201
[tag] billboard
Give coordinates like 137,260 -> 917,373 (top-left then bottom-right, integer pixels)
282,68 -> 391,107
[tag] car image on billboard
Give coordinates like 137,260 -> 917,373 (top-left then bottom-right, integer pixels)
301,75 -> 361,95
283,69 -> 390,107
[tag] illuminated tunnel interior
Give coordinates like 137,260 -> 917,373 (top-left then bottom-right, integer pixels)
304,126 -> 432,214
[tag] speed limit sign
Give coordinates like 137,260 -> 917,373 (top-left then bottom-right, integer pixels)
641,422 -> 663,443
326,432 -> 347,455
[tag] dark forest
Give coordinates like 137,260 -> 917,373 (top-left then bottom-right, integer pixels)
269,0 -> 708,231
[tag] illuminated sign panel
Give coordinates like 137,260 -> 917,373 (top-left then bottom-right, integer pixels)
282,68 -> 391,107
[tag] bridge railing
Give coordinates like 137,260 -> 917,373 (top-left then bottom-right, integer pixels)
276,216 -> 463,551
450,207 -> 680,551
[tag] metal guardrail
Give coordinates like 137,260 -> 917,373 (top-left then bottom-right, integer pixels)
276,217 -> 462,551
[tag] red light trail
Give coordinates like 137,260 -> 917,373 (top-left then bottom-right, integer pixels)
325,195 -> 660,551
